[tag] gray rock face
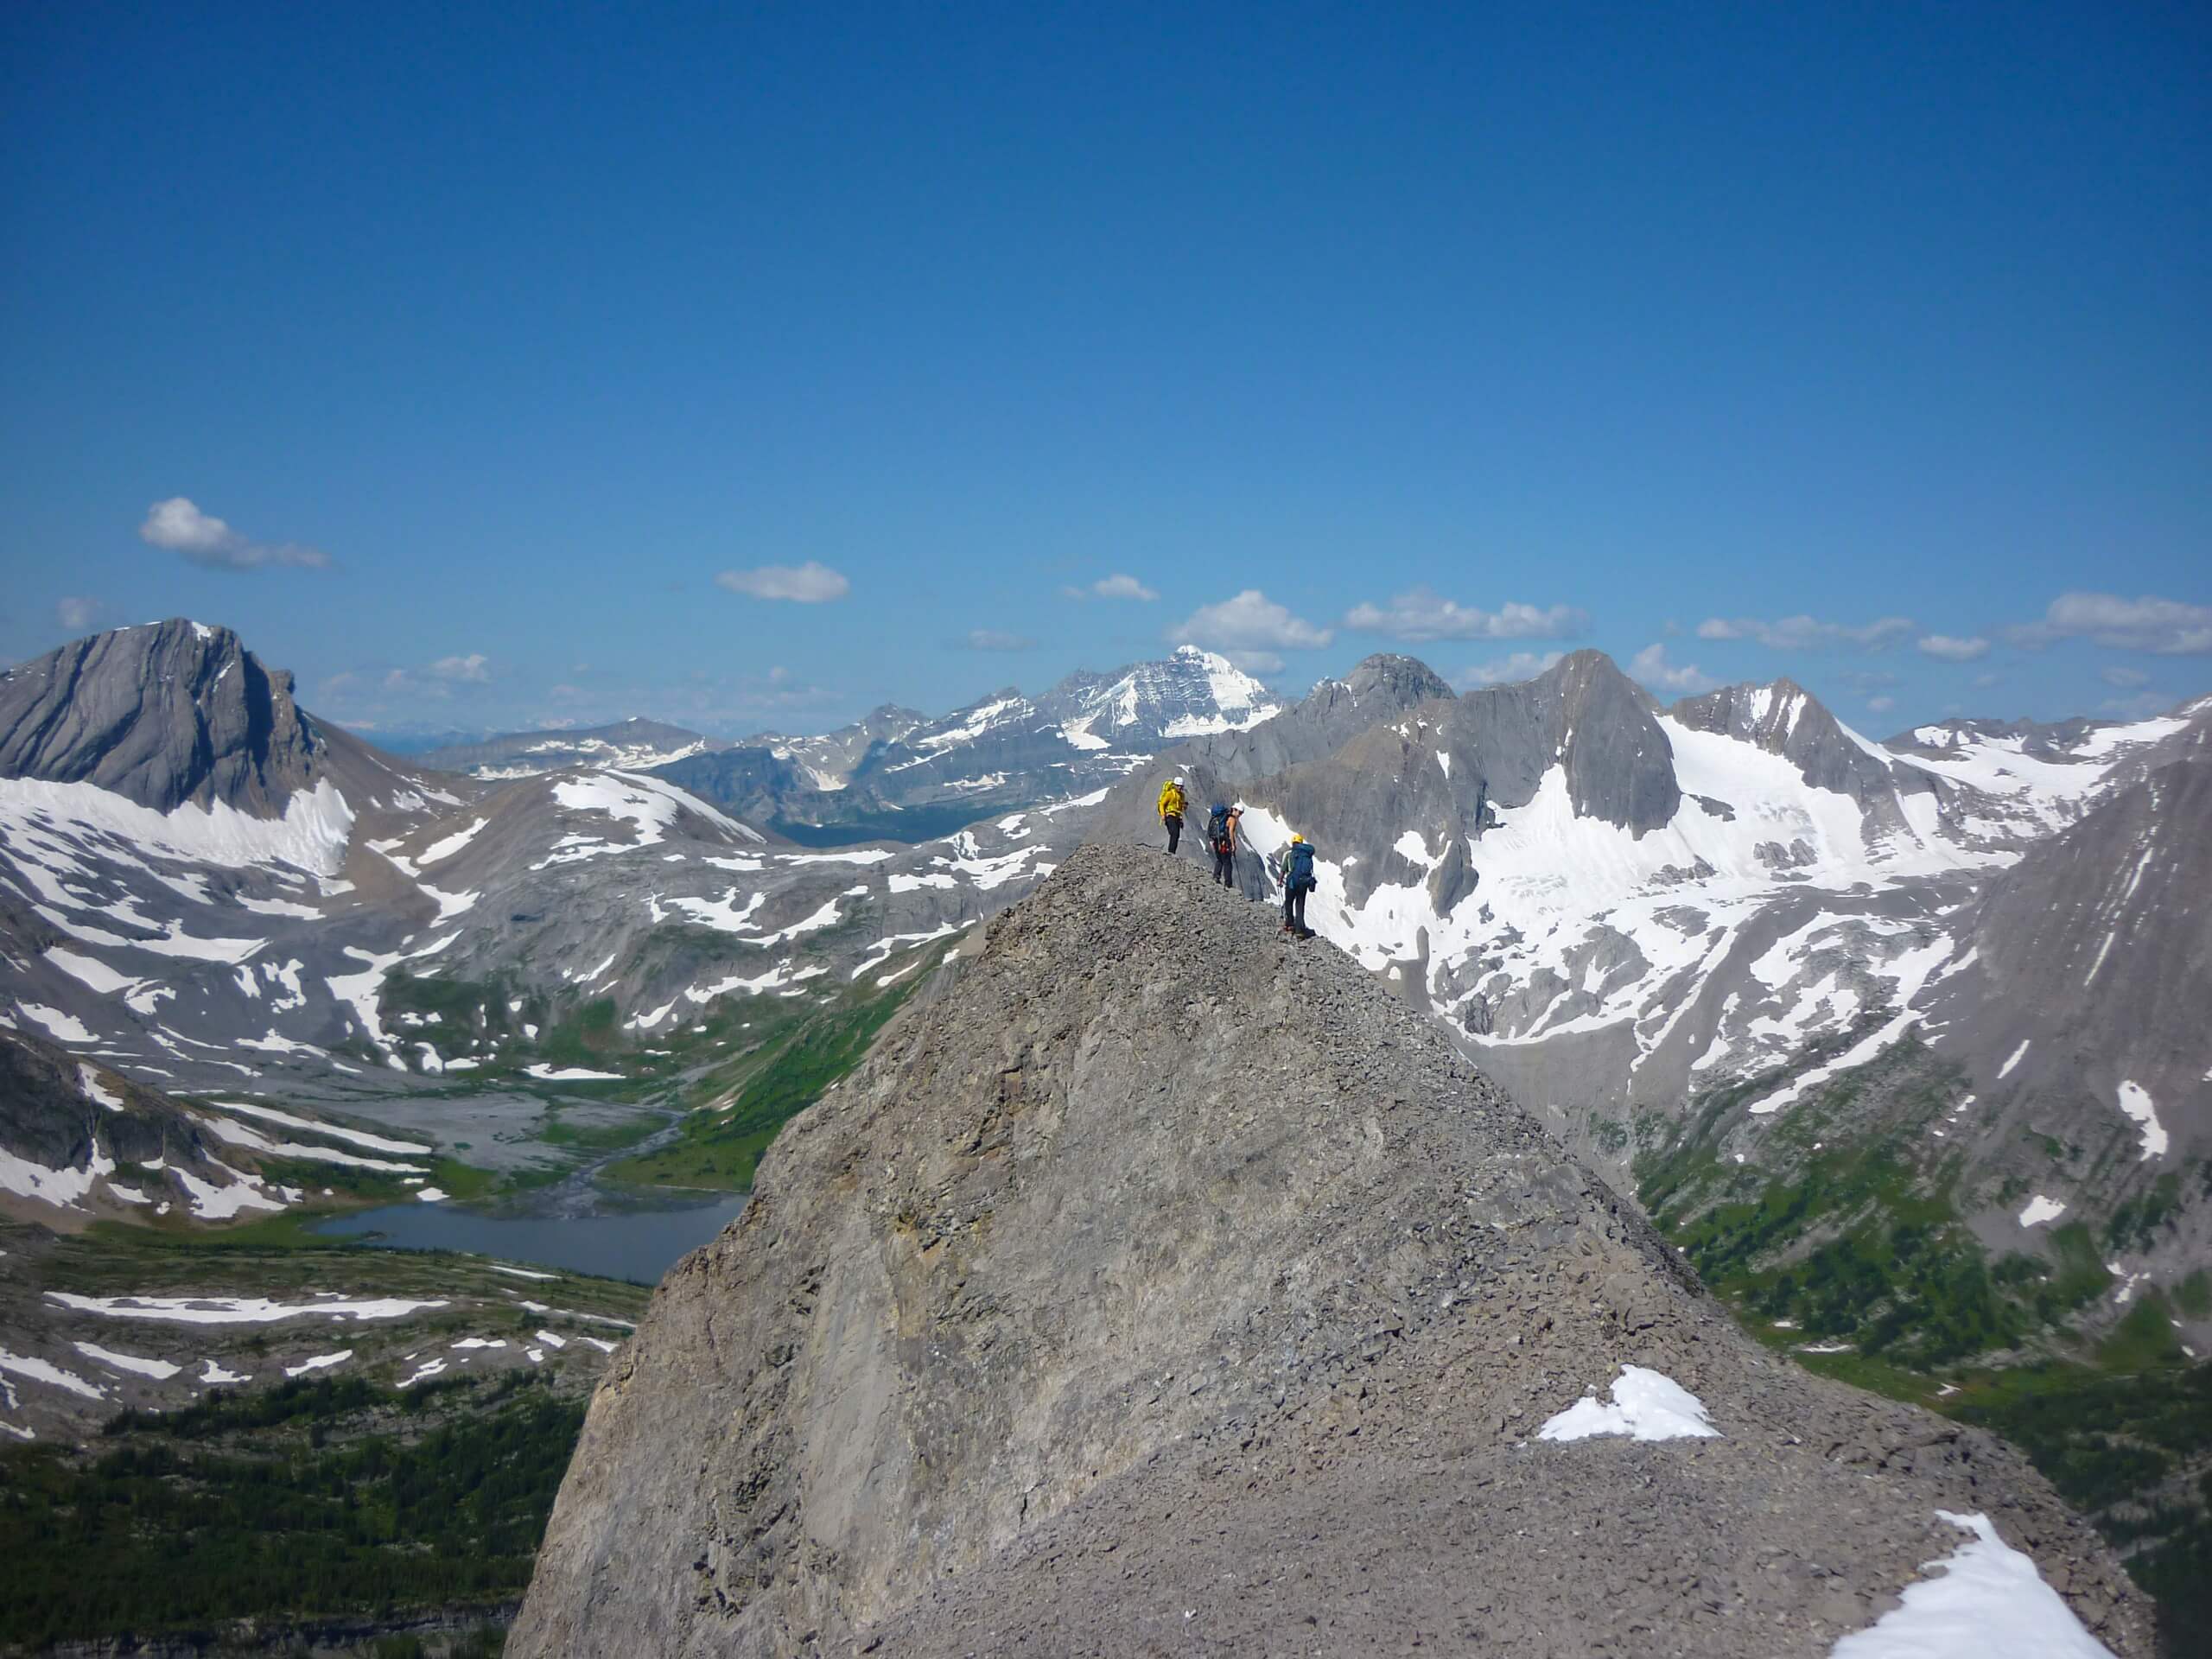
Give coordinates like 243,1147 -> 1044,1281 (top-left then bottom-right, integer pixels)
1673,678 -> 1894,805
1071,652 -> 1460,858
0,1025 -> 223,1211
1173,652 -> 1456,785
1449,648 -> 1681,832
508,847 -> 2149,1659
1923,756 -> 2212,1239
0,620 -> 324,814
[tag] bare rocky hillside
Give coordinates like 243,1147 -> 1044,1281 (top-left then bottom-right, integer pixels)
509,846 -> 2151,1657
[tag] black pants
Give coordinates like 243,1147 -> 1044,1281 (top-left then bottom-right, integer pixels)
1212,848 -> 1234,886
1164,813 -> 1182,853
1284,880 -> 1309,930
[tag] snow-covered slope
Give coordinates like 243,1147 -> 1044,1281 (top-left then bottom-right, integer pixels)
420,717 -> 730,779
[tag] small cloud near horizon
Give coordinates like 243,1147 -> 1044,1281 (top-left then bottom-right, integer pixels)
429,653 -> 492,684
1696,613 -> 1913,651
139,497 -> 329,570
1630,643 -> 1719,696
715,561 -> 850,603
1344,588 -> 1585,645
1456,650 -> 1563,689
1916,634 -> 1990,662
2008,593 -> 2212,656
1171,589 -> 1332,665
56,596 -> 101,632
962,628 -> 1035,652
1072,573 -> 1158,602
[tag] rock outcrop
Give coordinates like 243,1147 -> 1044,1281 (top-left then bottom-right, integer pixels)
510,845 -> 2151,1657
1924,755 -> 2212,1223
0,620 -> 325,814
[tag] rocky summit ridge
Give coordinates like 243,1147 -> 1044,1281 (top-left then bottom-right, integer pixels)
509,844 -> 2149,1658
0,620 -> 325,814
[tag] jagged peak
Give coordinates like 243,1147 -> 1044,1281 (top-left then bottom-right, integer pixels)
1339,652 -> 1453,703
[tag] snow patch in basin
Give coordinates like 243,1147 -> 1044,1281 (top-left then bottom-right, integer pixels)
0,1346 -> 105,1401
2114,1081 -> 2166,1161
284,1350 -> 353,1378
2018,1194 -> 2067,1228
0,775 -> 354,878
48,1292 -> 448,1325
74,1341 -> 181,1380
524,1064 -> 624,1082
16,1003 -> 96,1043
1537,1365 -> 1719,1443
203,1100 -> 431,1156
1830,1510 -> 2113,1658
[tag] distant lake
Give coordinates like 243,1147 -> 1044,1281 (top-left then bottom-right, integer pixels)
315,1192 -> 748,1284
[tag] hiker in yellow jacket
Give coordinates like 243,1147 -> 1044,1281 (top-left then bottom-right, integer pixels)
1157,776 -> 1188,854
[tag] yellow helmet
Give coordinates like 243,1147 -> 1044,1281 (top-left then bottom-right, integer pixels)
1290,832 -> 1306,843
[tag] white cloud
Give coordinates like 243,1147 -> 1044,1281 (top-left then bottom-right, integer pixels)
1867,695 -> 1897,714
1089,573 -> 1158,601
715,562 -> 850,603
2100,690 -> 2174,719
56,596 -> 101,631
962,629 -> 1034,652
1171,588 -> 1333,656
1916,634 -> 1990,662
1629,643 -> 1718,696
1456,650 -> 1563,689
139,497 -> 328,570
1344,588 -> 1585,644
2100,664 -> 2151,688
1694,613 -> 1914,651
2010,592 -> 2212,655
428,653 -> 491,684
1220,649 -> 1285,674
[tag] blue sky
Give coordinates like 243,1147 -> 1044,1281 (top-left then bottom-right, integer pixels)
3,2 -> 2207,739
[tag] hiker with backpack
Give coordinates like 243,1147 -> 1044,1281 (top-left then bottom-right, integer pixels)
1279,832 -> 1316,938
1205,802 -> 1243,887
1157,776 -> 1188,854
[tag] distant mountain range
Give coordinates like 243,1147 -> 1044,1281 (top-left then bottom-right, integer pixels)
418,716 -> 733,777
3,619 -> 2206,1349
419,645 -> 1280,842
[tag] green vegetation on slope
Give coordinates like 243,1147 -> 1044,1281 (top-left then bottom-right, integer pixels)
1637,1032 -> 2209,1648
608,971 -> 922,1192
41,1217 -> 650,1322
0,1373 -> 575,1651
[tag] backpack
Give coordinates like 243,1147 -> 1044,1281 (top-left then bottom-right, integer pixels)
1285,841 -> 1315,889
1207,804 -> 1233,854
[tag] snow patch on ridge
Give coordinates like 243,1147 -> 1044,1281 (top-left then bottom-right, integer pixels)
1537,1366 -> 1718,1442
1829,1510 -> 2113,1658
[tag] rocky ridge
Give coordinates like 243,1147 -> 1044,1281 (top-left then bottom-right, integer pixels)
509,846 -> 2149,1657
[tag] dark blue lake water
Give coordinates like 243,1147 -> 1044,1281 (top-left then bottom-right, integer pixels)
314,1192 -> 747,1285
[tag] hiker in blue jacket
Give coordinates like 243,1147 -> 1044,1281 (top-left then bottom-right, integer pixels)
1278,832 -> 1316,938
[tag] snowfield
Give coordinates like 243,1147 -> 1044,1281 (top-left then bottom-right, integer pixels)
1537,1366 -> 1719,1443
